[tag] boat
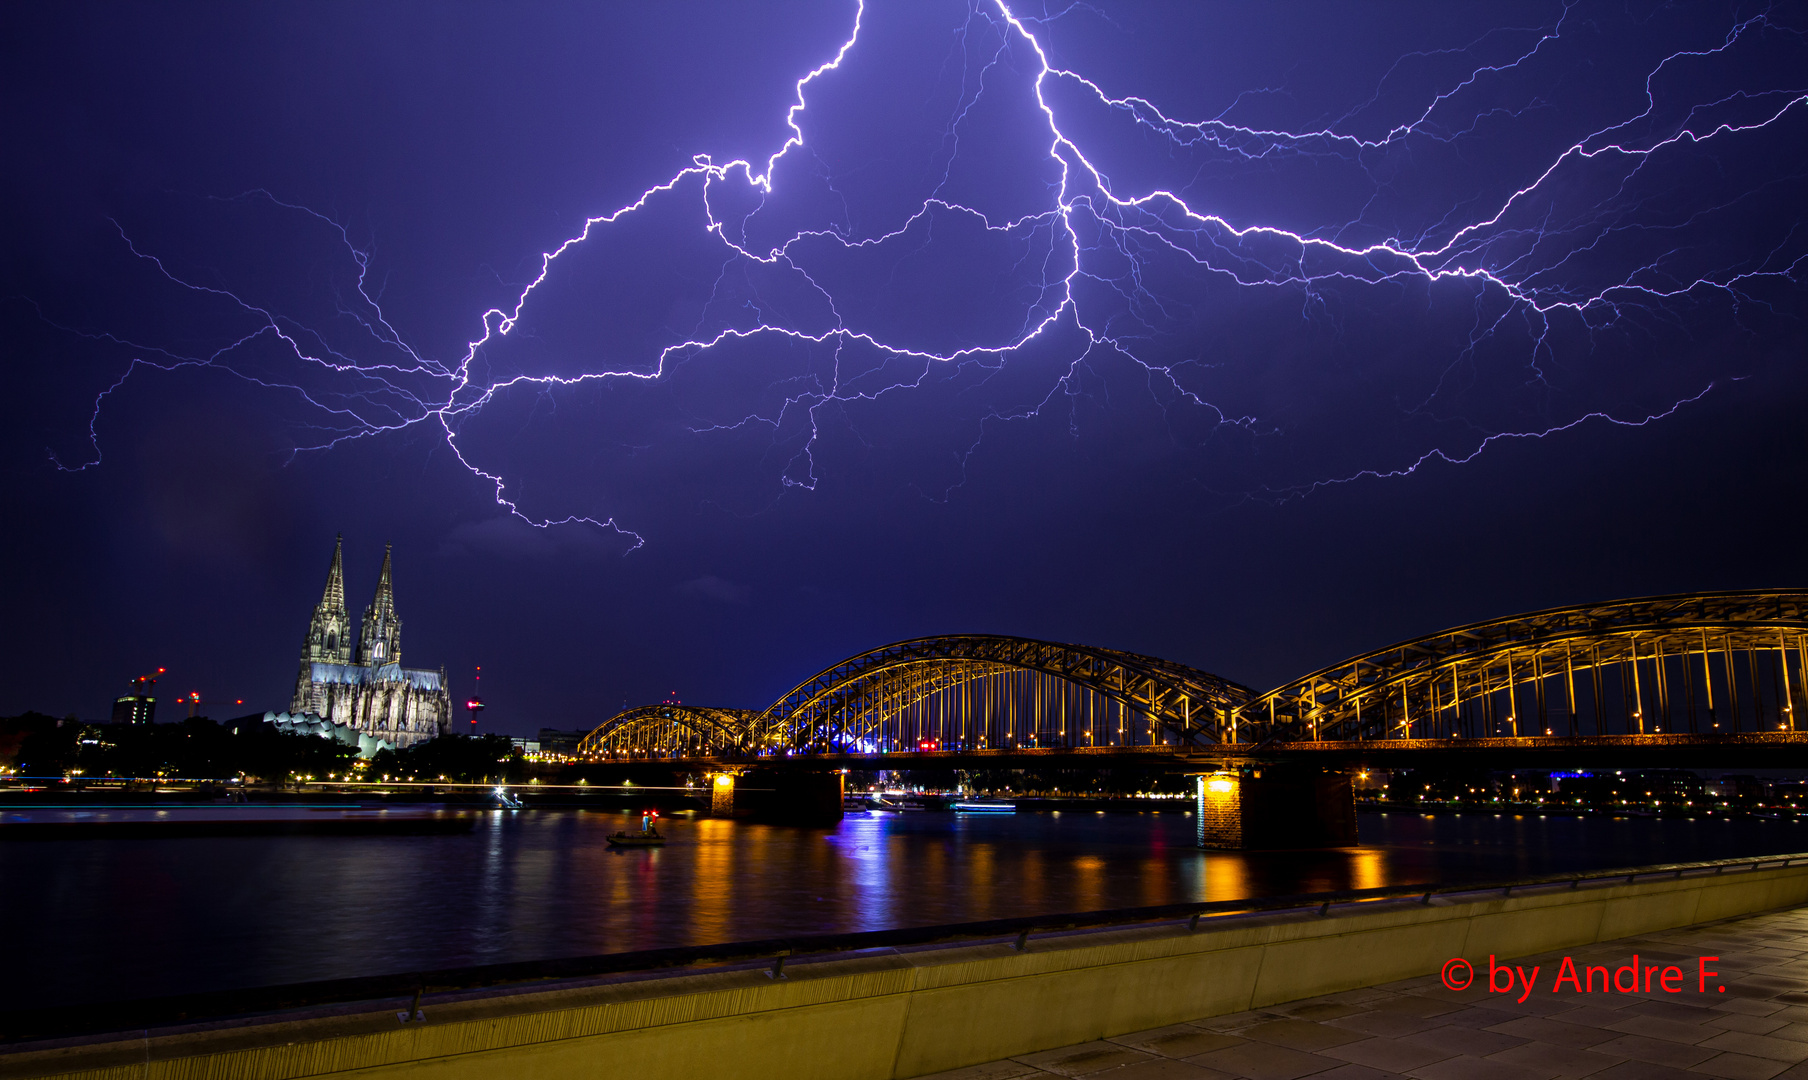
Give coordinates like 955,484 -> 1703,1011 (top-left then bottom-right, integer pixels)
952,799 -> 1016,813
842,795 -> 872,814
606,828 -> 665,847
607,812 -> 666,846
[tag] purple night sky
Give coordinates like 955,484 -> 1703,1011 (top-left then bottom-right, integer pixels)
3,1 -> 1805,733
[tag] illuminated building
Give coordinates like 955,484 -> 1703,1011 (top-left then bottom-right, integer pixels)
536,728 -> 590,755
289,536 -> 451,748
110,669 -> 162,725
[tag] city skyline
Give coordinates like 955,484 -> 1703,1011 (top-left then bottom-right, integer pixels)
3,1 -> 1805,734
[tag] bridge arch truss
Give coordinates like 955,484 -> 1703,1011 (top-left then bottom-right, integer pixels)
1242,590 -> 1808,745
760,635 -> 1253,754
577,705 -> 767,758
579,636 -> 1252,758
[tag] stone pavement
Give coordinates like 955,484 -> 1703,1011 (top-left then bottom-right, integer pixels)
918,906 -> 1808,1080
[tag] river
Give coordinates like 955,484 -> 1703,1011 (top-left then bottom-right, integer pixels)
4,807 -> 1805,1011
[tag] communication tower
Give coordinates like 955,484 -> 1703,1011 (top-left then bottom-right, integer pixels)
466,665 -> 486,728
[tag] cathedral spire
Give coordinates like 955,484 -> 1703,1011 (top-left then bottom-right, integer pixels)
357,543 -> 403,667
300,534 -> 351,664
372,543 -> 394,613
321,534 -> 346,611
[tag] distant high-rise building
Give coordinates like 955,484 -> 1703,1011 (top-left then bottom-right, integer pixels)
537,728 -> 591,755
289,537 -> 451,749
110,671 -> 159,725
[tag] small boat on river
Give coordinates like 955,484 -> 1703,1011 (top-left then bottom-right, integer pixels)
606,828 -> 665,847
607,812 -> 666,847
952,799 -> 1016,813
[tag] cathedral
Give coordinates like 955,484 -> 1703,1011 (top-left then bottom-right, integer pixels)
290,537 -> 452,749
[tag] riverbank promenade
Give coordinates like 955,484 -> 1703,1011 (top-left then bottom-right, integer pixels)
925,905 -> 1808,1080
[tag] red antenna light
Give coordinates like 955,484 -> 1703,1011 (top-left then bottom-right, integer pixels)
467,665 -> 485,727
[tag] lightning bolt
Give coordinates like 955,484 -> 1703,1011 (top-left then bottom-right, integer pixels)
31,0 -> 1808,539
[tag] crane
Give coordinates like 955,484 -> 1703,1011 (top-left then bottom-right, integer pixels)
180,692 -> 245,720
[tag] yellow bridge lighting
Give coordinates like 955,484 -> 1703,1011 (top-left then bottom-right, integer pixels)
572,592 -> 1808,762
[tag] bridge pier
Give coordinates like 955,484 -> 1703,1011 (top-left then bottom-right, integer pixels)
713,770 -> 844,824
1195,766 -> 1355,849
709,771 -> 739,815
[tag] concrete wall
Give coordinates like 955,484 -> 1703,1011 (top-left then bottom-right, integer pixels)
10,862 -> 1808,1080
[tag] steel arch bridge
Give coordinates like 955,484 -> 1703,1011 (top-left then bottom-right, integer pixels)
1242,590 -> 1808,746
579,705 -> 767,757
762,635 -> 1251,752
578,635 -> 1253,758
577,590 -> 1808,761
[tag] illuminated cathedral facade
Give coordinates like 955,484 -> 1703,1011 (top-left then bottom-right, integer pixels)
290,536 -> 451,749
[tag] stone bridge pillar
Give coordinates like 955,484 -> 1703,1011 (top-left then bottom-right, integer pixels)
709,771 -> 740,815
1196,766 -> 1356,849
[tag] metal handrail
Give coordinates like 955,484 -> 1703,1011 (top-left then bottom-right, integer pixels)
4,850 -> 1805,1046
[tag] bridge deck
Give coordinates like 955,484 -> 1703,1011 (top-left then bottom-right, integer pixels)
582,730 -> 1808,770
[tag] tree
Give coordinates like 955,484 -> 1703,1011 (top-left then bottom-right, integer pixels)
369,734 -> 522,783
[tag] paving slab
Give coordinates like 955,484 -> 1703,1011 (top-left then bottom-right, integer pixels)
1400,1023 -> 1527,1058
1303,1067 -> 1405,1080
1111,1026 -> 1250,1060
1240,1019 -> 1368,1053
1083,1058 -> 1237,1080
1485,1039 -> 1624,1076
914,1062 -> 1054,1080
1321,1036 -> 1453,1073
1691,1051 -> 1796,1079
1709,1013 -> 1794,1035
1014,1042 -> 1155,1076
1184,1040 -> 1342,1079
1700,1031 -> 1808,1063
1402,1056 -> 1547,1080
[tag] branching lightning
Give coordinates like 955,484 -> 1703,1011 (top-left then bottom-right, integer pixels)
39,0 -> 1808,539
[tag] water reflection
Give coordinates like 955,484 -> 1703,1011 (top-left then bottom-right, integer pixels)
1201,851 -> 1250,901
3,808 -> 1805,1011
845,815 -> 893,928
1070,855 -> 1105,912
1350,846 -> 1386,892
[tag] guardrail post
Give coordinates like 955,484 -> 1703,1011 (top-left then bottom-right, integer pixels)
396,984 -> 424,1024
